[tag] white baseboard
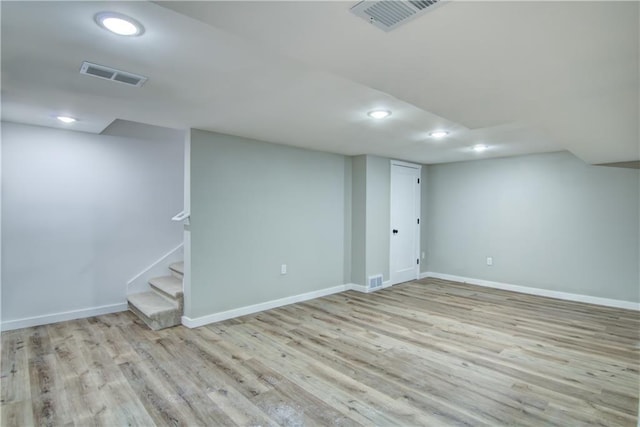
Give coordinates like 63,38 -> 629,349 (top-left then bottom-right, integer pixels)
182,284 -> 350,328
350,280 -> 393,294
182,280 -> 404,328
349,284 -> 370,293
1,302 -> 128,332
423,271 -> 639,311
127,243 -> 184,295
14,271 -> 634,332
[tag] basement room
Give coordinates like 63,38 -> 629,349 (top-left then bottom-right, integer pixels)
1,1 -> 638,425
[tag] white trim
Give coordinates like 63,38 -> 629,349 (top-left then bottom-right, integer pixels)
349,284 -> 370,293
127,243 -> 184,294
350,280 -> 394,294
381,280 -> 394,289
389,160 -> 421,286
419,271 -> 430,280
171,211 -> 190,222
422,272 -> 640,311
182,284 -> 350,328
183,280 -> 409,328
1,302 -> 128,331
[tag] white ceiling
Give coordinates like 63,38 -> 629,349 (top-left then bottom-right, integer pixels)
2,1 -> 637,164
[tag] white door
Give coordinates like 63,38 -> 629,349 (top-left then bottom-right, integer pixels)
390,161 -> 421,285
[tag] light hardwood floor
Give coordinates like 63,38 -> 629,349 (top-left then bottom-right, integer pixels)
2,278 -> 639,426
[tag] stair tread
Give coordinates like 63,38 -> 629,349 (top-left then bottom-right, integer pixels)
128,292 -> 178,318
169,262 -> 184,275
149,275 -> 183,298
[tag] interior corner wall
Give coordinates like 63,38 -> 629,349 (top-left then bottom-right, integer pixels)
182,129 -> 193,317
188,129 -> 348,319
0,122 -> 3,326
343,156 -> 353,284
1,121 -> 184,324
420,165 -> 429,273
351,155 -> 366,285
365,155 -> 391,282
351,155 -> 407,285
426,151 -> 640,303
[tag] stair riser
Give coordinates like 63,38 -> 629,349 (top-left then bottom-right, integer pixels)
128,261 -> 185,331
149,284 -> 184,305
128,303 -> 181,330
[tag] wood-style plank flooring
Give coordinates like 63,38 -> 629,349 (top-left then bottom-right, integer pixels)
2,278 -> 639,426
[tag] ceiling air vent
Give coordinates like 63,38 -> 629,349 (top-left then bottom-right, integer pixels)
80,61 -> 147,87
350,0 -> 446,32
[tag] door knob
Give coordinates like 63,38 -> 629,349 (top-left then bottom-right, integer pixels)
392,229 -> 398,234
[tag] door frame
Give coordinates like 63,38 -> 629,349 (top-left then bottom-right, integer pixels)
389,160 -> 421,286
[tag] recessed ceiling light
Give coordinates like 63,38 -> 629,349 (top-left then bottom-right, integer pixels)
367,110 -> 391,119
429,130 -> 449,138
473,144 -> 489,152
56,116 -> 77,124
95,12 -> 144,36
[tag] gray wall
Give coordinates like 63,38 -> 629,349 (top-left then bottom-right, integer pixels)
426,151 -> 640,302
350,155 -> 396,285
189,130 -> 348,318
365,156 -> 391,282
420,166 -> 429,272
1,122 -> 184,322
351,156 -> 366,285
342,157 -> 352,284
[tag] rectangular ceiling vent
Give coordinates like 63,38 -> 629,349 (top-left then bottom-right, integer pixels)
350,0 -> 446,32
80,62 -> 147,87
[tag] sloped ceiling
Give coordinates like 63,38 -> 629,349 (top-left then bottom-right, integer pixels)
2,1 -> 638,164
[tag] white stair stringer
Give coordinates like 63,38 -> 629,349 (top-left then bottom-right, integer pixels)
128,260 -> 184,330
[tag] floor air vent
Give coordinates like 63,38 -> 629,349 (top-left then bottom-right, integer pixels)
350,0 -> 445,32
368,274 -> 384,289
80,62 -> 147,87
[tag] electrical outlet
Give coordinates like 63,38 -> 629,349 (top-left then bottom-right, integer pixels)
281,264 -> 287,275
486,257 -> 493,266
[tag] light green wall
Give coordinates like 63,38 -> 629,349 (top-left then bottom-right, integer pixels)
365,156 -> 391,281
190,132 -> 639,318
351,155 -> 367,285
189,130 -> 348,318
350,155 -> 396,285
426,151 -> 640,302
343,157 -> 353,284
420,166 -> 429,273
351,155 -> 426,284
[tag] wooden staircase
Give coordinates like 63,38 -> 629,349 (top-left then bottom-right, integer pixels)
127,262 -> 184,330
